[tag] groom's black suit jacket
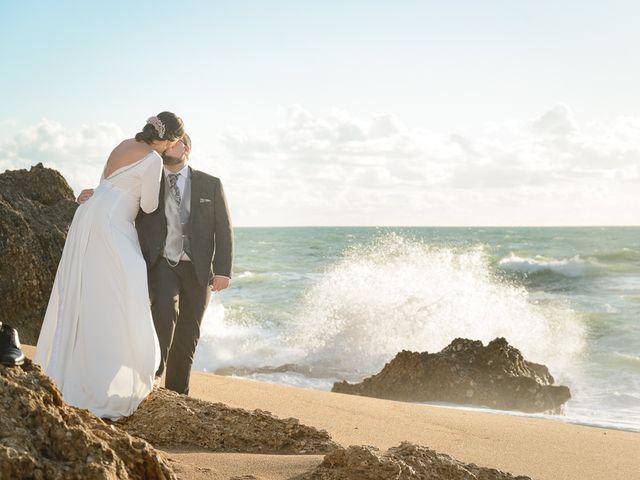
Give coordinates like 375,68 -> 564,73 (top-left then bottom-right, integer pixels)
135,166 -> 233,286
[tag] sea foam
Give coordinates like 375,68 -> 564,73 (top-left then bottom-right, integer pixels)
498,253 -> 590,277
195,233 -> 587,389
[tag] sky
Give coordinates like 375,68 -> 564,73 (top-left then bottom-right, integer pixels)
1,0 -> 639,226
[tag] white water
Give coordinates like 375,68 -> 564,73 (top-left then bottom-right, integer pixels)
192,232 -> 639,431
498,253 -> 591,277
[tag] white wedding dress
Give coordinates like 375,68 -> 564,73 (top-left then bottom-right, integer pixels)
35,150 -> 163,420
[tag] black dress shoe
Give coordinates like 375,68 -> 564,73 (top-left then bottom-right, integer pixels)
0,322 -> 25,366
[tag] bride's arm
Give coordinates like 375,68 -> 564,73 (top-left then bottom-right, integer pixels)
140,155 -> 163,213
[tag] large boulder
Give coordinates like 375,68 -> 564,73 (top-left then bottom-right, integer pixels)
0,358 -> 175,480
332,337 -> 571,414
300,441 -> 532,480
116,388 -> 338,454
0,163 -> 77,345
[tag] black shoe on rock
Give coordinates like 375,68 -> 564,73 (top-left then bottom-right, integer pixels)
0,322 -> 25,367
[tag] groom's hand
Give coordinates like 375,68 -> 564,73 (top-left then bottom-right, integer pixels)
210,276 -> 230,292
77,188 -> 95,204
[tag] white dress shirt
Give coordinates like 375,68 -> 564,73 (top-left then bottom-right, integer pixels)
163,163 -> 189,197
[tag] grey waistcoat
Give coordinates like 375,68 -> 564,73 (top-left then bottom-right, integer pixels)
163,170 -> 192,264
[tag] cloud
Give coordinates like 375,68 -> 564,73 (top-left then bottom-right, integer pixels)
531,103 -> 579,136
213,104 -> 640,224
1,105 -> 639,225
0,119 -> 123,192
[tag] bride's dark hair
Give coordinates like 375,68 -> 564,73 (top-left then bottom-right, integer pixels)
135,111 -> 185,143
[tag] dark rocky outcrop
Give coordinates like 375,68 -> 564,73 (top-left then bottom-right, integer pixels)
332,337 -> 571,414
0,358 -> 175,480
300,442 -> 532,480
116,388 -> 338,454
0,163 -> 77,345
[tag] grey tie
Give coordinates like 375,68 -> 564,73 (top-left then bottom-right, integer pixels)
168,173 -> 181,205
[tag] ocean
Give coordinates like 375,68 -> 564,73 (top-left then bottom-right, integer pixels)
192,227 -> 640,432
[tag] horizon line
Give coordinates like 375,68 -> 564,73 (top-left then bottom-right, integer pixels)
231,224 -> 640,228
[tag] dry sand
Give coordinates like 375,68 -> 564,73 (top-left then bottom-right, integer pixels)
23,345 -> 639,480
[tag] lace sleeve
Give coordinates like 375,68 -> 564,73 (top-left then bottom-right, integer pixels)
140,153 -> 163,213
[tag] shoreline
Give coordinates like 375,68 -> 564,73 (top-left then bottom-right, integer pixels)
23,345 -> 640,480
413,400 -> 640,434
218,374 -> 640,434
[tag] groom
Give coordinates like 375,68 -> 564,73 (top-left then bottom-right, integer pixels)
77,134 -> 233,395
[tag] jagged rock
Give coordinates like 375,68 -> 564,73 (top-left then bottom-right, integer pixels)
0,163 -> 77,345
0,358 -> 176,480
332,337 -> 571,414
116,388 -> 338,454
300,441 -> 533,480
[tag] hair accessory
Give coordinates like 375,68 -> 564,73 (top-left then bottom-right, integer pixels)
146,116 -> 166,139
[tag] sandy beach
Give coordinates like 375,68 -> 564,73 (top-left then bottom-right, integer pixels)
22,345 -> 639,480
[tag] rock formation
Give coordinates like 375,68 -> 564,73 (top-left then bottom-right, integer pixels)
332,337 -> 571,414
300,442 -> 532,480
0,163 -> 77,345
116,388 -> 338,454
0,358 -> 175,480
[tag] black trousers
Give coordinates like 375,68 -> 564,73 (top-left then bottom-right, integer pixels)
148,258 -> 211,395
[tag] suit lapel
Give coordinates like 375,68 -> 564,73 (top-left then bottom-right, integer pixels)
188,166 -> 198,232
189,166 -> 198,211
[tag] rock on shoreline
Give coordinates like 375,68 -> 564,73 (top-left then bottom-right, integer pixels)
116,388 -> 338,454
300,441 -> 533,480
332,337 -> 571,414
0,359 -> 175,480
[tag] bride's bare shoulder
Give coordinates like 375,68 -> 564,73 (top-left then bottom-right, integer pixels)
111,139 -> 152,156
108,139 -> 153,161
104,139 -> 154,176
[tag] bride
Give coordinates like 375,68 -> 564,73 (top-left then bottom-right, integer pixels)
35,112 -> 185,420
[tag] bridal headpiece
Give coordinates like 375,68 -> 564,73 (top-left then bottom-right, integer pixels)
146,116 -> 166,139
